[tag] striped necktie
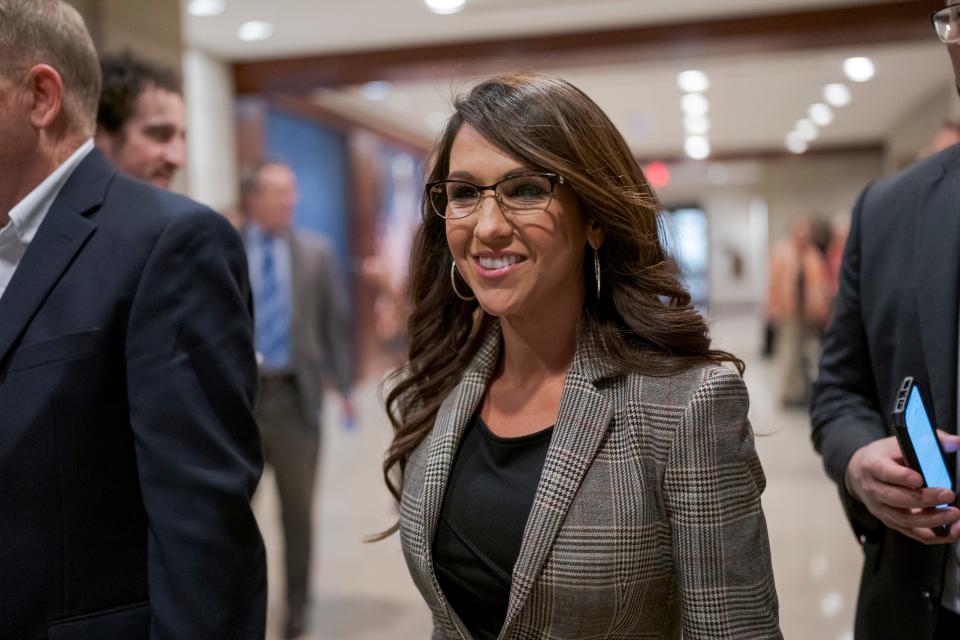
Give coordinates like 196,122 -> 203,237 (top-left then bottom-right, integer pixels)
256,234 -> 291,370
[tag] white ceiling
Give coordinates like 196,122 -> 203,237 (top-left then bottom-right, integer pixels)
311,42 -> 951,157
183,0 -> 904,61
183,0 -> 954,157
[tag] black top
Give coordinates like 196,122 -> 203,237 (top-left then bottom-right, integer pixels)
432,414 -> 553,640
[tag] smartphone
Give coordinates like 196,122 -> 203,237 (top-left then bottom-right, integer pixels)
892,376 -> 954,536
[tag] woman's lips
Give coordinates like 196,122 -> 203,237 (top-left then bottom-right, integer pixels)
472,255 -> 528,278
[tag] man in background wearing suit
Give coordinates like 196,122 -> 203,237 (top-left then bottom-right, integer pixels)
95,51 -> 185,190
0,1 -> 266,637
811,2 -> 960,638
241,160 -> 355,639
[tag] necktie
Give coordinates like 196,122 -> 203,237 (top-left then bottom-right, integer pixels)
256,234 -> 291,370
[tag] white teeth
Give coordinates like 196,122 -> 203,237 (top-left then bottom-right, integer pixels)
478,255 -> 522,270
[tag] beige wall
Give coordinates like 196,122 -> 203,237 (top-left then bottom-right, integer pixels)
884,83 -> 955,174
69,0 -> 181,69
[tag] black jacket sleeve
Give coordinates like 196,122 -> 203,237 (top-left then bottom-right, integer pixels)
125,207 -> 266,639
810,183 -> 886,540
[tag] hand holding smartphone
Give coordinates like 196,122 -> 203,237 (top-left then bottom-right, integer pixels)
892,376 -> 956,536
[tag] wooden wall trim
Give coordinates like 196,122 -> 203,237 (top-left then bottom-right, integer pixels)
235,1 -> 942,94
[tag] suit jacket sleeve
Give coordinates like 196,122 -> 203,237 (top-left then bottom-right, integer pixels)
125,208 -> 267,639
810,184 -> 885,538
317,240 -> 354,395
664,367 -> 781,639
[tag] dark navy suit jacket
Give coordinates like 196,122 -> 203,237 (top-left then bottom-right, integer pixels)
812,144 -> 960,639
0,149 -> 267,639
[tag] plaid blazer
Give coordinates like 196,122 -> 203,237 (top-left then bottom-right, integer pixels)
399,324 -> 782,639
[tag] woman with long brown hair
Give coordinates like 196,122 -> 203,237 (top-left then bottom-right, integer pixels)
381,72 -> 781,639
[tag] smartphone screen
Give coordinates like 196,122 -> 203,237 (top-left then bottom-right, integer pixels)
905,385 -> 953,492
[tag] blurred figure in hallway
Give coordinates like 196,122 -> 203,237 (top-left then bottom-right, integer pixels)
766,215 -> 832,408
811,2 -> 960,638
931,119 -> 960,155
95,51 -> 185,189
240,160 -> 355,639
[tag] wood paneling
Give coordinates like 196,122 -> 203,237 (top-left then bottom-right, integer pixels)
235,1 -> 942,94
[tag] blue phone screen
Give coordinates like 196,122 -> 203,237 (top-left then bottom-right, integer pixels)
905,386 -> 953,492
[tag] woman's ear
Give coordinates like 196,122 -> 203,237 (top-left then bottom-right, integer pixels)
586,220 -> 604,251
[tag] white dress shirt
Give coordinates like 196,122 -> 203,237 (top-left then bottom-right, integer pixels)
0,138 -> 94,302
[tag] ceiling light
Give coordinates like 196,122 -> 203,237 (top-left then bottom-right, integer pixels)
238,20 -> 273,41
425,0 -> 466,14
684,136 -> 711,160
795,118 -> 819,142
187,0 -> 225,16
785,132 -> 809,154
361,81 -> 392,101
677,70 -> 709,93
843,56 -> 875,83
823,83 -> 851,108
683,114 -> 710,135
808,103 -> 834,127
681,93 -> 709,116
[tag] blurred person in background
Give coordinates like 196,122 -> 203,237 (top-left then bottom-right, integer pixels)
379,73 -> 781,640
825,211 -> 850,294
766,215 -> 832,408
0,1 -> 266,637
811,2 -> 960,637
95,51 -> 185,189
240,159 -> 354,639
931,119 -> 960,154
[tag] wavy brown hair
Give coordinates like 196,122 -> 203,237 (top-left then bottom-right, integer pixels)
376,72 -> 743,538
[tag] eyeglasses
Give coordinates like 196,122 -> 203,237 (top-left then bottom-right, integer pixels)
426,172 -> 564,220
932,5 -> 960,44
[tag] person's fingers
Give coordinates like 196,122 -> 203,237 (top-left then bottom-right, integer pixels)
937,430 -> 960,454
872,484 -> 947,509
905,525 -> 960,546
875,505 -> 960,534
873,457 -> 924,489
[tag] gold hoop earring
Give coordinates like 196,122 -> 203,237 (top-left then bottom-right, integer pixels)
593,246 -> 601,298
450,261 -> 476,301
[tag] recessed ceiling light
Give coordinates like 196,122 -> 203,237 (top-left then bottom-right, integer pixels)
795,118 -> 819,142
684,136 -> 711,160
187,0 -> 225,17
785,132 -> 809,154
677,70 -> 709,93
680,93 -> 709,116
843,56 -> 875,82
238,20 -> 273,42
808,103 -> 834,127
361,81 -> 392,101
683,113 -> 710,135
823,83 -> 851,108
425,0 -> 466,14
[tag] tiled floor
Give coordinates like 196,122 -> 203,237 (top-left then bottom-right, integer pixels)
255,310 -> 862,639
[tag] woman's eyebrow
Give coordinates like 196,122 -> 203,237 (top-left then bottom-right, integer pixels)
445,167 -> 530,181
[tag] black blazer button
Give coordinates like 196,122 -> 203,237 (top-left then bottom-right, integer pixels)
921,590 -> 937,611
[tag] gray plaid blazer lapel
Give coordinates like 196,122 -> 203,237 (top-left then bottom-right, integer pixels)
501,331 -> 615,637
416,324 -> 502,629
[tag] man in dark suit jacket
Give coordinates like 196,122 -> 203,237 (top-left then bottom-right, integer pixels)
0,2 -> 266,638
811,6 -> 960,638
240,160 -> 354,638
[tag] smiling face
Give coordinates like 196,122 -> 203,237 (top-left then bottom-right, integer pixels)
444,124 -> 599,324
96,84 -> 186,189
